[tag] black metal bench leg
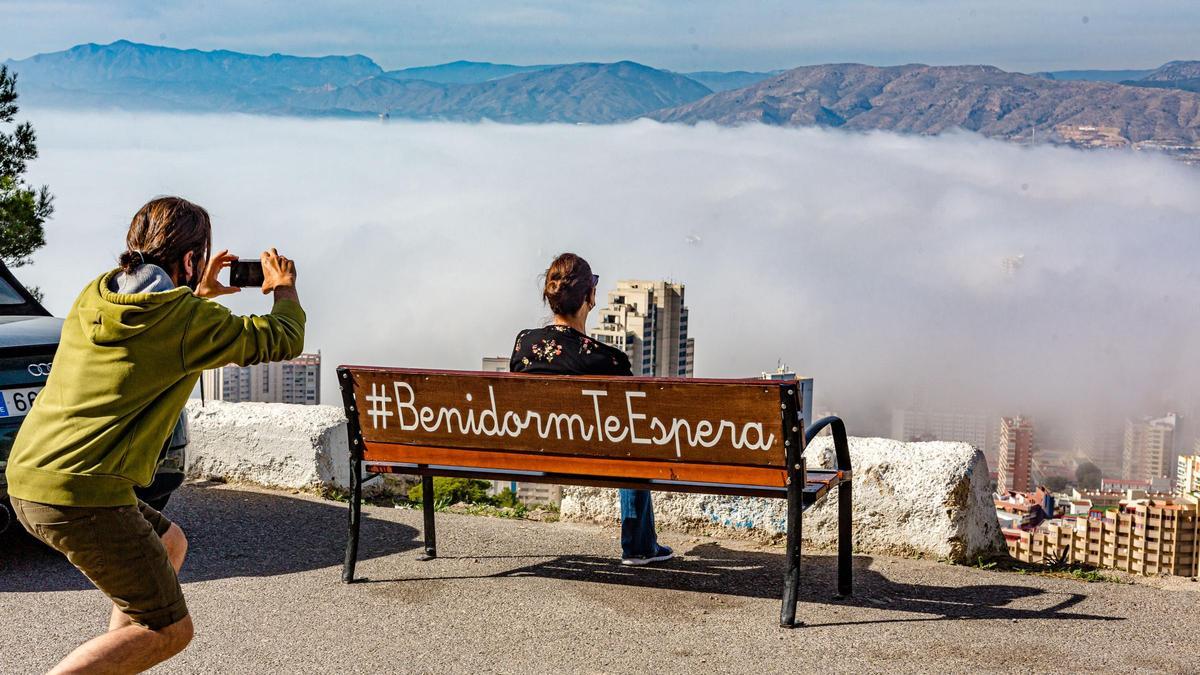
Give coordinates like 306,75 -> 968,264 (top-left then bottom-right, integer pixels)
780,485 -> 802,628
418,475 -> 438,561
837,481 -> 853,598
342,448 -> 362,583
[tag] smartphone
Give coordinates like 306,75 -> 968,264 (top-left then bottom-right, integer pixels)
229,259 -> 265,287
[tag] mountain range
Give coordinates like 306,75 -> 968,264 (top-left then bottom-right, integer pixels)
651,63 -> 1200,146
5,41 -> 1200,155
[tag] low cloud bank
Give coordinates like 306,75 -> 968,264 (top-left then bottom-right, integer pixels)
19,112 -> 1200,436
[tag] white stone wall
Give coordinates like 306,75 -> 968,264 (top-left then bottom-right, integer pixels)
560,437 -> 1005,563
184,400 -> 353,490
183,403 -> 1005,562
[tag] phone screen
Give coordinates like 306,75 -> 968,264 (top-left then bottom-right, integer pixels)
229,260 -> 265,287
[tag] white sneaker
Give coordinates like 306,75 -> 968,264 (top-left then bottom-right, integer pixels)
621,546 -> 674,566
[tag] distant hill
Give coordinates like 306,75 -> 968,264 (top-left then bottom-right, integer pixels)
1036,69 -> 1153,82
383,60 -> 551,84
5,43 -> 711,121
3,40 -> 383,113
1139,60 -> 1200,82
650,63 -> 1200,145
681,70 -> 781,92
291,61 -> 713,122
5,40 -> 380,90
1124,60 -> 1200,94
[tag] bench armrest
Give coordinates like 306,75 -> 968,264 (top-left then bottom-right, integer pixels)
804,416 -> 851,476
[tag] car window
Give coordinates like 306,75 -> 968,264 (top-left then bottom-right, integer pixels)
0,277 -> 24,305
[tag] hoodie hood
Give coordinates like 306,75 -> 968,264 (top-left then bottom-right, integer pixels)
78,267 -> 193,345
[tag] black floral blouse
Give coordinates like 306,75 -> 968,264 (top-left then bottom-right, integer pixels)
509,324 -> 632,377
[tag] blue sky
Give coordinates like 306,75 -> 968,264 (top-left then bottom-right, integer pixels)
1,1 -> 1197,73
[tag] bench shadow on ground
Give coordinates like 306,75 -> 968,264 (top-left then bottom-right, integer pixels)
0,483 -> 418,593
363,542 -> 1123,627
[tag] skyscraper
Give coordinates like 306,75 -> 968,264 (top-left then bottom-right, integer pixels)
1123,413 -> 1180,483
202,353 -> 321,405
891,408 -> 998,461
997,416 -> 1036,493
590,280 -> 694,377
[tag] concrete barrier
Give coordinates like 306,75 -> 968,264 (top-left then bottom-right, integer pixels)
184,402 -> 1005,562
560,437 -> 1006,563
184,400 -> 352,491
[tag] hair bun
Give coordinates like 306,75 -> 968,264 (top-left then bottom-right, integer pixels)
117,250 -> 144,272
542,252 -> 594,317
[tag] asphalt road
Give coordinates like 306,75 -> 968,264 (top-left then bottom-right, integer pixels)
1,483 -> 1195,674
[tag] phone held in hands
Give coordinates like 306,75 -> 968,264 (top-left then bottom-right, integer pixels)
229,259 -> 265,287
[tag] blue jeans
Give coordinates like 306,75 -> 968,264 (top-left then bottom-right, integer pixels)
619,489 -> 658,558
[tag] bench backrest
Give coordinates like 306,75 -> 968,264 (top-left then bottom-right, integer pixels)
338,366 -> 812,489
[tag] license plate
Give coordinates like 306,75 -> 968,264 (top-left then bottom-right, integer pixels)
0,387 -> 42,419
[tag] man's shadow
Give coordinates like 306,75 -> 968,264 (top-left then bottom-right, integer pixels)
365,542 -> 1123,627
0,483 -> 419,592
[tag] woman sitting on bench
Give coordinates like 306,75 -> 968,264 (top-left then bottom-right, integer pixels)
509,253 -> 674,566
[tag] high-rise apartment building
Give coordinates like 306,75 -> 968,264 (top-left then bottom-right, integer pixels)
590,280 -> 694,377
481,356 -> 509,372
202,353 -> 321,405
1122,413 -> 1179,483
891,409 -> 998,461
478,355 -> 560,504
996,415 -> 1036,493
1177,451 -> 1199,498
1071,421 -> 1125,479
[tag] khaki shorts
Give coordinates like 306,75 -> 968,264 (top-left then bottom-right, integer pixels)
11,497 -> 189,631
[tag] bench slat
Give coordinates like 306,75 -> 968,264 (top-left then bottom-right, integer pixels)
363,441 -> 788,487
364,460 -> 847,505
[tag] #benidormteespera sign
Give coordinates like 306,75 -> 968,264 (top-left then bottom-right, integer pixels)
348,368 -> 793,467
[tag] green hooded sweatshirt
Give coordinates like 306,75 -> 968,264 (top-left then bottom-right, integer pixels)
5,267 -> 306,507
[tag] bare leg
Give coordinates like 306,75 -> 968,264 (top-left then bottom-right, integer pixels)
107,524 -> 188,632
50,615 -> 193,675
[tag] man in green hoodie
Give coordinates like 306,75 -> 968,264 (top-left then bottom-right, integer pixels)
6,196 -> 306,674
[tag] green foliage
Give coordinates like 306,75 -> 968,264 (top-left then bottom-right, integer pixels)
973,555 -> 999,570
407,477 -> 492,506
319,485 -> 351,503
1075,461 -> 1103,490
1042,475 -> 1070,492
493,487 -> 522,509
984,551 -> 1122,584
0,65 -> 53,270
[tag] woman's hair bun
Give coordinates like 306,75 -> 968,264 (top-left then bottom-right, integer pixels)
542,253 -> 594,317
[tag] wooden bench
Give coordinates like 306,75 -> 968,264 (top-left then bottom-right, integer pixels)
336,366 -> 853,628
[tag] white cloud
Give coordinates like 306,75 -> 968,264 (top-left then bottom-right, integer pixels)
17,111 -> 1200,436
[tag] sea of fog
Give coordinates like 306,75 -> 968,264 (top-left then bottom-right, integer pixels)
16,111 -> 1200,437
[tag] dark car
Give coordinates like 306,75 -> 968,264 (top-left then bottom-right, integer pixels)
0,261 -> 187,534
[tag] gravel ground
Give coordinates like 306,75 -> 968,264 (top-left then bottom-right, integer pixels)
1,483 -> 1196,674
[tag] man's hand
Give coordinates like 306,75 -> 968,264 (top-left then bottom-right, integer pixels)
261,248 -> 299,303
194,250 -> 241,299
